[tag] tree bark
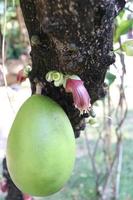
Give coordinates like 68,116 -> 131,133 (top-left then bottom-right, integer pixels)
19,0 -> 125,138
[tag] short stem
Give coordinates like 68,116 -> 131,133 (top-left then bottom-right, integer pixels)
36,82 -> 42,95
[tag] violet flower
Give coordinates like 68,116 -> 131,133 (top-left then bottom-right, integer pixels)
17,69 -> 27,83
23,194 -> 33,200
65,77 -> 91,113
17,65 -> 31,83
0,178 -> 8,193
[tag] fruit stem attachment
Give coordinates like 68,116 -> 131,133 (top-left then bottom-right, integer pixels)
36,82 -> 43,95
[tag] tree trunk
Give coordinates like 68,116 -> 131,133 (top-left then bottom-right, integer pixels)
19,0 -> 124,138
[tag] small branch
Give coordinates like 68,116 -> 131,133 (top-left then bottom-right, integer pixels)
93,129 -> 102,158
125,7 -> 133,13
84,129 -> 99,179
115,95 -> 128,135
113,39 -> 127,200
36,82 -> 43,94
102,98 -> 112,172
101,151 -> 117,199
114,138 -> 123,200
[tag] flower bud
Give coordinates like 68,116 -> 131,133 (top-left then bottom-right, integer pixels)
0,179 -> 8,193
17,69 -> 27,83
23,194 -> 33,200
65,77 -> 91,113
17,65 -> 31,83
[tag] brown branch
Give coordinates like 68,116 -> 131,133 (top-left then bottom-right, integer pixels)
93,128 -> 102,158
114,39 -> 128,200
125,7 -> 133,13
114,138 -> 123,200
101,140 -> 119,200
84,129 -> 99,177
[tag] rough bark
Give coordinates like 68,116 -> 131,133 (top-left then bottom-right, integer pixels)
19,0 -> 125,138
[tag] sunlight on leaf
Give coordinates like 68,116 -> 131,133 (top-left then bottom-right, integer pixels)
114,20 -> 133,43
122,39 -> 133,56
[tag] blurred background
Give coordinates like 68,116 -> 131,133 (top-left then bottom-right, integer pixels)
0,1 -> 133,200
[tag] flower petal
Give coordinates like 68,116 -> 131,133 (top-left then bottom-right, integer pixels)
23,194 -> 33,200
0,179 -> 8,193
65,78 -> 91,113
17,69 -> 27,83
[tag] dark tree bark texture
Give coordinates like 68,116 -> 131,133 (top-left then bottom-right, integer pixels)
3,1 -> 126,200
19,0 -> 125,138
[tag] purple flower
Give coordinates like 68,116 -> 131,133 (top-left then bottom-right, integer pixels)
65,78 -> 91,113
17,69 -> 27,83
23,194 -> 33,200
0,178 -> 8,193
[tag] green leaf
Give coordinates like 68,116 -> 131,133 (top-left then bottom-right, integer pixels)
114,20 -> 133,43
122,39 -> 133,56
118,10 -> 125,19
105,72 -> 116,86
88,118 -> 97,125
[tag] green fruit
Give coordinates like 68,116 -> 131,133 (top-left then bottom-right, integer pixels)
6,95 -> 75,197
